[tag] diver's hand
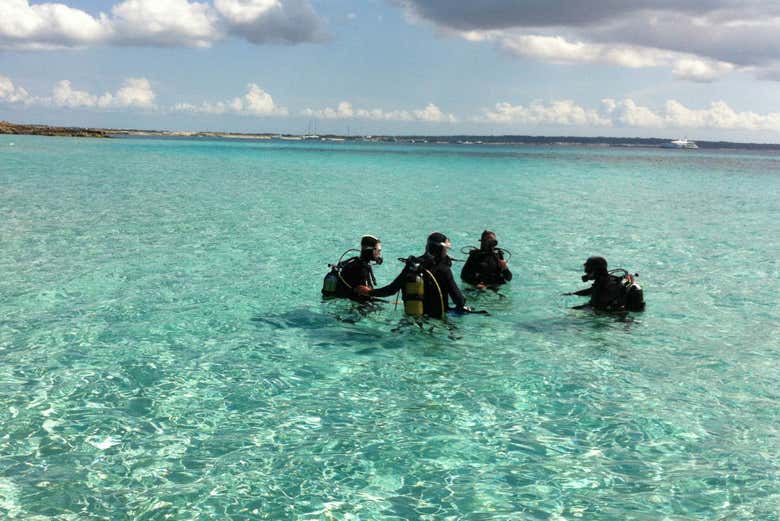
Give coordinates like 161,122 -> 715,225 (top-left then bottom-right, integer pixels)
498,259 -> 508,270
354,285 -> 372,297
561,292 -> 574,296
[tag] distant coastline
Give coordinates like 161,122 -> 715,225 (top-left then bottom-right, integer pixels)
1,121 -> 109,139
3,120 -> 780,151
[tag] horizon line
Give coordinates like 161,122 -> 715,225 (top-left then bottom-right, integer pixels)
3,120 -> 780,149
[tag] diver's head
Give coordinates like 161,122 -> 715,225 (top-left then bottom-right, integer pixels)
360,235 -> 383,264
426,232 -> 451,259
480,230 -> 498,251
582,256 -> 608,281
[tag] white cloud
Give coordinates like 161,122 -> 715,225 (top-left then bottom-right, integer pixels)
658,99 -> 780,130
8,68 -> 780,135
0,74 -> 33,104
477,97 -> 780,132
48,77 -> 156,109
413,103 -> 456,123
0,0 -> 327,49
600,99 -> 664,128
301,100 -> 354,119
110,0 -> 220,47
213,0 -> 278,24
671,58 -> 736,82
478,100 -> 612,127
302,101 -> 456,123
51,79 -> 103,108
172,83 -> 287,116
499,34 -> 605,65
398,1 -> 780,82
213,0 -> 327,43
480,32 -> 736,82
111,77 -> 156,108
239,83 -> 286,115
0,0 -> 112,49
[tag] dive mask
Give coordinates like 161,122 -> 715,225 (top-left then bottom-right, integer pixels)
365,243 -> 383,264
432,239 -> 452,250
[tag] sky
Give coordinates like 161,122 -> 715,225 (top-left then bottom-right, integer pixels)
3,0 -> 780,141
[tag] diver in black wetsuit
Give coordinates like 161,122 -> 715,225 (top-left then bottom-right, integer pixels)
360,232 -> 469,319
564,256 -> 625,311
322,235 -> 383,302
460,230 -> 512,289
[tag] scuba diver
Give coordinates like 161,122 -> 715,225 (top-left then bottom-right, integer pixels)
358,232 -> 470,319
321,235 -> 384,302
564,256 -> 645,312
460,230 -> 512,289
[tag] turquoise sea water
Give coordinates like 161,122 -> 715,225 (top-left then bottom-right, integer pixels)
1,135 -> 778,520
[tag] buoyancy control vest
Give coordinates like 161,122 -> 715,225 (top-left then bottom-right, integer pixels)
322,254 -> 376,299
610,269 -> 646,311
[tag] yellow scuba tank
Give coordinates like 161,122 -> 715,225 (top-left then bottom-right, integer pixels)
403,269 -> 425,317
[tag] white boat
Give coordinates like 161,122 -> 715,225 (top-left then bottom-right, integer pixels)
662,138 -> 699,149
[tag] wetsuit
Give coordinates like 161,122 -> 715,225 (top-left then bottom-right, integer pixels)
373,254 -> 466,319
460,249 -> 512,286
322,257 -> 376,302
572,273 -> 624,310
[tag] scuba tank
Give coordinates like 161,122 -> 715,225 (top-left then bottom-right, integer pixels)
609,269 -> 646,311
321,249 -> 359,298
401,257 -> 425,317
623,273 -> 645,311
321,270 -> 339,297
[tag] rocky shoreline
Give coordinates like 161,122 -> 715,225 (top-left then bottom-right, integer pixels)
0,121 -> 110,138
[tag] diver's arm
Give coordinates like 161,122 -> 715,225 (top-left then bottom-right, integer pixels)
349,265 -> 373,299
496,252 -> 512,282
442,267 -> 467,310
370,270 -> 405,298
573,287 -> 593,296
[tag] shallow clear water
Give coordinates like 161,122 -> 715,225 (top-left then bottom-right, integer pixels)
1,135 -> 778,520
